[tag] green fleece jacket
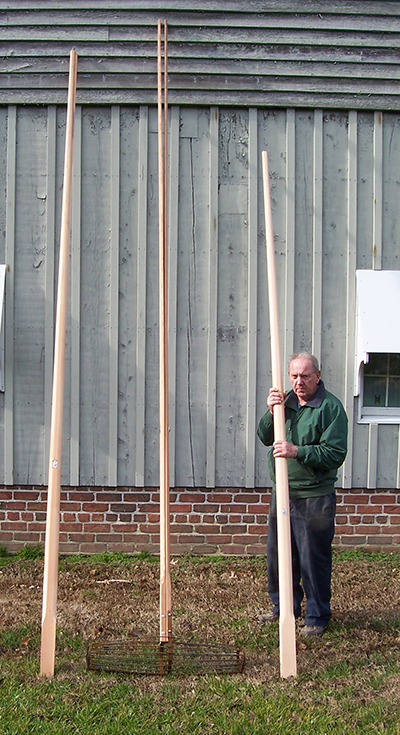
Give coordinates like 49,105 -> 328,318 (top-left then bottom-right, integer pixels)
257,380 -> 348,498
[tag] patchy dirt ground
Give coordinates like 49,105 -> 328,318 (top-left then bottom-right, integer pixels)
1,551 -> 400,684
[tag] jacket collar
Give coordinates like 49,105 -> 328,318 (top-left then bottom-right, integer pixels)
285,379 -> 326,410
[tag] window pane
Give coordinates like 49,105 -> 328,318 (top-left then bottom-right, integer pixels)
388,377 -> 400,407
364,376 -> 387,406
364,353 -> 388,376
389,354 -> 400,376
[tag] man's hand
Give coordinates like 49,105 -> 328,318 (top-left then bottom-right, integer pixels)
272,440 -> 298,459
267,387 -> 285,414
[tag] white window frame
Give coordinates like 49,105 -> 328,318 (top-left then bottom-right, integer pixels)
355,270 -> 400,424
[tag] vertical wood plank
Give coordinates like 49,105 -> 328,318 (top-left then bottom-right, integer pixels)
284,108 -> 295,371
312,109 -> 323,361
168,106 -> 180,487
135,106 -> 148,486
4,105 -> 16,485
44,106 -> 57,480
367,423 -> 378,489
342,110 -> 357,488
373,111 -> 383,270
397,428 -> 400,490
70,105 -> 81,486
206,107 -> 219,488
245,107 -> 258,487
108,105 -> 120,487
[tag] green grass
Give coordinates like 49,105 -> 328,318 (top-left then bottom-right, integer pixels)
1,550 -> 400,734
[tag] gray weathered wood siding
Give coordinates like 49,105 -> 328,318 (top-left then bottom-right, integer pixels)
1,2 -> 400,490
2,1 -> 400,109
1,103 -> 400,489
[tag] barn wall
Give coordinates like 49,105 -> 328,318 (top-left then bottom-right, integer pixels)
2,1 -> 400,110
0,104 -> 400,491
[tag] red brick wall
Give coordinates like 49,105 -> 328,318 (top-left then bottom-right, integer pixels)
0,486 -> 399,554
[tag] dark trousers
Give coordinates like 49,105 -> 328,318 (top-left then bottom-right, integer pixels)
267,492 -> 336,627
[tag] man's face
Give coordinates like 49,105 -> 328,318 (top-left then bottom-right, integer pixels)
288,356 -> 321,405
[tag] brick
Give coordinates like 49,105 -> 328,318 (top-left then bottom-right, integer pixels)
221,504 -> 246,513
171,524 -> 194,534
95,492 -> 122,502
148,513 -> 160,523
123,533 -> 150,544
337,504 -> 356,513
82,523 -> 111,533
349,516 -> 361,525
203,514 -> 216,524
367,535 -> 389,545
91,513 -> 106,522
342,495 -> 367,504
14,490 -> 40,501
191,544 -> 219,555
82,503 -> 109,512
61,522 -> 83,532
243,514 -> 255,523
232,534 -> 259,544
132,513 -> 147,523
169,504 -> 191,513
371,495 -> 397,504
1,521 -> 26,530
255,515 -> 267,524
221,524 -> 247,534
110,503 -> 137,513
233,493 -> 259,503
384,505 -> 400,514
139,523 -> 160,534
7,512 -> 20,521
13,532 -> 40,542
95,534 -> 123,543
376,516 -> 389,525
355,525 -> 380,534
178,493 -> 204,503
216,514 -> 228,524
360,516 -> 375,524
112,523 -> 138,533
79,543 -> 107,554
69,492 -> 95,502
63,513 -> 78,523
188,514 -> 201,523
59,503 -> 81,512
28,522 -> 46,531
248,504 -> 270,514
193,504 -> 219,513
246,545 -> 266,555
206,534 -> 232,545
0,491 -> 12,500
390,516 -> 400,524
207,493 -> 232,503
221,544 -> 246,555
178,534 -> 205,544
68,533 -> 94,542
382,525 -> 400,534
124,493 -> 151,503
105,513 -> 118,522
228,514 -> 242,524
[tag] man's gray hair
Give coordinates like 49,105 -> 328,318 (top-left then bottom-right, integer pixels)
288,352 -> 320,374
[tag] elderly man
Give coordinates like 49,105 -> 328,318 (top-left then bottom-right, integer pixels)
257,352 -> 348,637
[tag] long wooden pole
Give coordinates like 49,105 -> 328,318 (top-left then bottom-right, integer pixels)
158,19 -> 172,645
40,49 -> 78,678
262,150 -> 297,679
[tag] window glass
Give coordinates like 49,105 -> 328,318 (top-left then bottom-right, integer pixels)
364,353 -> 388,376
388,377 -> 400,407
364,376 -> 386,407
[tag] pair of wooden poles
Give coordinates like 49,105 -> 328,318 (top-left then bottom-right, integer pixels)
39,38 -> 296,680
39,21 -> 173,678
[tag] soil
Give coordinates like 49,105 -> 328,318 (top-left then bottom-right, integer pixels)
1,551 -> 400,686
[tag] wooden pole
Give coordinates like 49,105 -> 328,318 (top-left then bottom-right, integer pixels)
262,150 -> 297,679
158,19 -> 172,645
40,49 -> 78,678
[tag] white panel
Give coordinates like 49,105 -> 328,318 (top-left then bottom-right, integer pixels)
373,111 -> 383,270
206,107 -> 219,487
245,107 -> 258,487
108,106 -> 120,486
135,106 -> 148,487
342,110 -> 357,488
168,106 -> 180,487
284,108 -> 295,369
367,423 -> 378,489
312,109 -> 323,361
355,269 -> 400,393
4,106 -> 16,484
70,105 -> 81,485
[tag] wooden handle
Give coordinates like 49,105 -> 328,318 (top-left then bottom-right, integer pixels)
262,150 -> 297,679
40,49 -> 78,678
158,19 -> 172,644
